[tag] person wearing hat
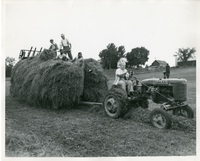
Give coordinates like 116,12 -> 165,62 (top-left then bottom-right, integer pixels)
60,34 -> 73,60
113,60 -> 134,96
49,39 -> 58,57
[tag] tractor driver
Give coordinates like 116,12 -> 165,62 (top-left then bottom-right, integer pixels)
113,61 -> 134,96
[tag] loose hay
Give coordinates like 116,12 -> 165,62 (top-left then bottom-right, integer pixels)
127,107 -> 195,131
39,49 -> 55,61
171,115 -> 196,131
10,51 -> 108,109
128,107 -> 151,123
82,58 -> 108,102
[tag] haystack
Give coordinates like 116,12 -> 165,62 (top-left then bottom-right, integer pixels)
10,50 -> 108,109
82,58 -> 108,102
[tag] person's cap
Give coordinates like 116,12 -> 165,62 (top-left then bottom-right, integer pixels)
50,39 -> 53,42
61,34 -> 65,37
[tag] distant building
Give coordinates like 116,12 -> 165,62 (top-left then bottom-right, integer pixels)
151,60 -> 168,67
177,60 -> 196,66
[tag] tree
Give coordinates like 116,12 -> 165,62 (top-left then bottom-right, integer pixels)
117,45 -> 126,58
176,48 -> 196,66
5,57 -> 15,66
126,47 -> 149,67
99,49 -> 109,69
5,57 -> 15,77
99,43 -> 124,69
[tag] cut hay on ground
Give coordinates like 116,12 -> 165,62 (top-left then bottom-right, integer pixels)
128,107 -> 196,131
11,50 -> 108,109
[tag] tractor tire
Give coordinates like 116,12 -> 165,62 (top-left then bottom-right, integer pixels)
173,105 -> 194,118
103,87 -> 128,118
150,108 -> 172,129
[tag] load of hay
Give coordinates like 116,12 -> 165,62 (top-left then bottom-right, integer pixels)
82,58 -> 108,102
10,49 -> 108,109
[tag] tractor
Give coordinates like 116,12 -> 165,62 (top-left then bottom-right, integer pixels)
103,73 -> 194,129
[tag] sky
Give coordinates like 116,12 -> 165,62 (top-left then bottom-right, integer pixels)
2,0 -> 200,66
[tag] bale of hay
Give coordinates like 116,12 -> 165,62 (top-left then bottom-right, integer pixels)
82,58 -> 108,102
10,51 -> 108,109
11,51 -> 84,108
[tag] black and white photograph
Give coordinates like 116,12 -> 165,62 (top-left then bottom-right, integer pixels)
1,0 -> 200,160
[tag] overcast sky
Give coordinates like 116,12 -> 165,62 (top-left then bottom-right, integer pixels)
2,0 -> 200,66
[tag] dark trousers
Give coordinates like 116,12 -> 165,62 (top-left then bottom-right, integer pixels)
166,74 -> 170,78
61,46 -> 73,60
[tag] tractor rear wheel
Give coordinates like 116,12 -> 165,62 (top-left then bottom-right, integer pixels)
173,105 -> 194,118
103,87 -> 128,118
150,108 -> 172,129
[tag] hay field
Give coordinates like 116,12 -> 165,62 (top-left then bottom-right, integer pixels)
5,67 -> 196,157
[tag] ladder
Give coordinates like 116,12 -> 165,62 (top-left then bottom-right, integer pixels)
19,47 -> 43,59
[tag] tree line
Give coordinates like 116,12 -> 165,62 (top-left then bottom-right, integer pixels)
99,43 -> 196,69
99,43 -> 150,69
5,46 -> 196,77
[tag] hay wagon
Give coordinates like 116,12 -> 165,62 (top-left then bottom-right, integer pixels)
11,49 -> 108,109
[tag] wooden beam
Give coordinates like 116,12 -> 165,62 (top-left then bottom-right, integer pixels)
27,46 -> 33,57
32,47 -> 37,56
38,47 -> 43,55
79,101 -> 103,106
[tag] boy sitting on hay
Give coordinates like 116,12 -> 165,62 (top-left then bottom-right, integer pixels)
113,58 -> 134,96
56,52 -> 83,64
72,52 -> 83,64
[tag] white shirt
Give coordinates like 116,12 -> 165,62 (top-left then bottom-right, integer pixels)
56,53 -> 68,59
60,38 -> 70,49
113,68 -> 127,85
115,68 -> 127,78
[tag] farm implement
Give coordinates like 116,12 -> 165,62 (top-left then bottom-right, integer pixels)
19,47 -> 43,59
16,49 -> 194,129
103,75 -> 194,129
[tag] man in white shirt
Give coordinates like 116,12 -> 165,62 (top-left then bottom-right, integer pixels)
60,34 -> 73,60
113,61 -> 133,96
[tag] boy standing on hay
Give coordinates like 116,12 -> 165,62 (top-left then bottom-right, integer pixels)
49,39 -> 58,57
113,60 -> 134,96
60,34 -> 73,60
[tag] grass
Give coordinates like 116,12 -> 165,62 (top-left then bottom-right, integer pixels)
5,67 -> 196,157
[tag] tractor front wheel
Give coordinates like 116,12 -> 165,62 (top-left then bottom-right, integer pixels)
173,105 -> 194,118
150,108 -> 172,129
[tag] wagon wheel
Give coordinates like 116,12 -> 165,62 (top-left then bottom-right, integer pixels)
103,87 -> 128,118
150,108 -> 172,129
173,105 -> 194,118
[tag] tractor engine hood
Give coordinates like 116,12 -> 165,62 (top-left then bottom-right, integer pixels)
141,78 -> 187,86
